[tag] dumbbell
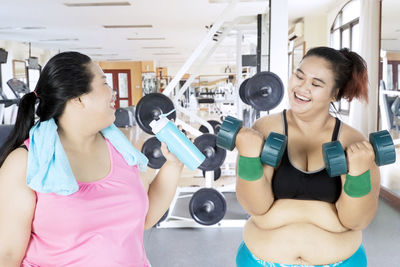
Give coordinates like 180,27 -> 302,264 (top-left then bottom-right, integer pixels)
322,130 -> 396,177
216,115 -> 287,167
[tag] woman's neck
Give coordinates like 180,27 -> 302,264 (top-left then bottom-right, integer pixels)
287,108 -> 333,135
57,118 -> 102,153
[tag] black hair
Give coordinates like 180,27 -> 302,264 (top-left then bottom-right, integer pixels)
0,51 -> 93,167
303,46 -> 368,103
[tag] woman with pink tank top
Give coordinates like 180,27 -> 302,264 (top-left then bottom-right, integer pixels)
0,52 -> 184,266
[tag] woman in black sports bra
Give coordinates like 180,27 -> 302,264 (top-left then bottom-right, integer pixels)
235,47 -> 380,266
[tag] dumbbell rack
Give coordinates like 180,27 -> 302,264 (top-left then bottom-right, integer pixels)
147,0 -> 247,228
156,171 -> 247,229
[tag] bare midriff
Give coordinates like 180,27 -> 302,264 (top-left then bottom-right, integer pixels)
243,199 -> 362,265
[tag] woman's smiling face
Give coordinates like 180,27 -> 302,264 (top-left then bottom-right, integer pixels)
288,55 -> 337,115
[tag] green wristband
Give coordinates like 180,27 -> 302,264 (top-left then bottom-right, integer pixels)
238,156 -> 263,181
344,170 -> 372,198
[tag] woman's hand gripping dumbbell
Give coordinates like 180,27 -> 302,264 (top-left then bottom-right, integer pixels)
322,130 -> 396,197
216,116 -> 287,181
322,130 -> 396,177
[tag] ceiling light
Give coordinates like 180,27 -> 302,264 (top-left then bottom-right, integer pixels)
209,0 -> 264,2
72,47 -> 102,50
105,59 -> 132,61
0,26 -> 46,31
64,2 -> 130,7
89,53 -> 118,56
40,38 -> 79,42
21,27 -> 46,30
142,47 -> 174,49
128,38 -> 165,41
103,25 -> 152,29
152,53 -> 180,55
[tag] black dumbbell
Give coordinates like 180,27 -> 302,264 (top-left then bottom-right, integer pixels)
141,137 -> 166,169
322,130 -> 396,177
216,116 -> 287,167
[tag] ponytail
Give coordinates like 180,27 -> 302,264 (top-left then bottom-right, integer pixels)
303,47 -> 369,103
338,48 -> 368,103
0,92 -> 37,167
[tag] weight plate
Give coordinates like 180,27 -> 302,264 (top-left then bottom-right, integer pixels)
141,137 -> 166,169
135,93 -> 176,135
199,120 -> 222,135
194,134 -> 227,171
189,188 -> 227,226
369,130 -> 396,166
245,71 -> 284,111
322,141 -> 347,177
392,97 -> 400,116
239,78 -> 251,105
202,168 -> 222,181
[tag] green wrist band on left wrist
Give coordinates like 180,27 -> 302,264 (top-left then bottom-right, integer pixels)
344,170 -> 372,198
238,156 -> 263,181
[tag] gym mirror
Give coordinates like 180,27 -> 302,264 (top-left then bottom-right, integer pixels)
379,0 -> 400,203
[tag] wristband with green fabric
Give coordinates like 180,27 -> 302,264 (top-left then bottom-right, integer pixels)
344,170 -> 372,198
238,156 -> 263,181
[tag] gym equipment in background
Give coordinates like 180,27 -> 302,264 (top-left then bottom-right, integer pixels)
189,188 -> 227,226
239,71 -> 284,111
199,120 -> 221,135
135,92 -> 226,172
135,93 -> 176,135
202,168 -> 222,181
141,137 -> 166,169
194,133 -> 227,172
114,107 -> 135,128
0,124 -> 14,155
7,78 -> 30,99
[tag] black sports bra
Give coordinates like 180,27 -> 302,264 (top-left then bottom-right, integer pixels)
271,110 -> 342,203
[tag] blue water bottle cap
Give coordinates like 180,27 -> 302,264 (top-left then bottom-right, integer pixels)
149,116 -> 169,135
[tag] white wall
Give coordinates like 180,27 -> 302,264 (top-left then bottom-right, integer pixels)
303,16 -> 328,51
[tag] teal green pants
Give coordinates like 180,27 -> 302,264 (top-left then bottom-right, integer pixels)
236,241 -> 367,267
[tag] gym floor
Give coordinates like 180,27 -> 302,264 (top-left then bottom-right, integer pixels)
122,109 -> 400,267
144,199 -> 400,267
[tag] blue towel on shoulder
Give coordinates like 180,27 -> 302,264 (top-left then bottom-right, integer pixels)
26,119 -> 148,195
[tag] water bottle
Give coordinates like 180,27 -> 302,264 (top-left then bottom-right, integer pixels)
149,116 -> 205,170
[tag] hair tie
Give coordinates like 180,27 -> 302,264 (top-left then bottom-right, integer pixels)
339,48 -> 351,59
33,91 -> 38,97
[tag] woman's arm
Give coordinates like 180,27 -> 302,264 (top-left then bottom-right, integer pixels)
144,143 -> 183,229
335,128 -> 381,230
0,148 -> 36,266
235,118 -> 276,216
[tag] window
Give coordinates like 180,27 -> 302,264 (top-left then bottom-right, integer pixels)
330,0 -> 360,115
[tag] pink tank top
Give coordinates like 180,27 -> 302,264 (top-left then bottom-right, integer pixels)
22,139 -> 150,267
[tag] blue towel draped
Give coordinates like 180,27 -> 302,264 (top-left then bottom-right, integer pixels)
26,119 -> 148,195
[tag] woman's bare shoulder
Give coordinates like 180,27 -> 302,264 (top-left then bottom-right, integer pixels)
252,112 -> 284,137
0,147 -> 29,186
338,121 -> 367,147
